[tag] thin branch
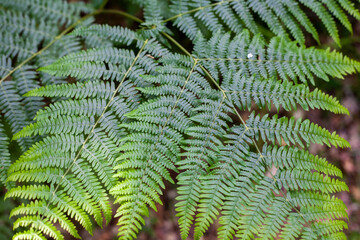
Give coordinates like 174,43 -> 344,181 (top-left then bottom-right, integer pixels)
162,0 -> 237,23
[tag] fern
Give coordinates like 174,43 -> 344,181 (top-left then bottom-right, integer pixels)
2,0 -> 360,240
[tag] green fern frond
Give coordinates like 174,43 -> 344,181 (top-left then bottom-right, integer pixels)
246,113 -> 350,148
0,32 -> 37,61
177,93 -> 233,240
0,9 -> 57,43
70,24 -> 170,58
111,55 -> 213,239
261,144 -> 343,177
194,31 -> 360,85
13,229 -> 46,240
224,72 -> 349,114
0,58 -> 34,151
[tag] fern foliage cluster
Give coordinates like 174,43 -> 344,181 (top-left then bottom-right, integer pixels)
1,0 -> 360,239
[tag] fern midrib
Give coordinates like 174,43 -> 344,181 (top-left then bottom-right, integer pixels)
37,39 -> 149,225
196,57 -> 356,67
246,125 -> 341,143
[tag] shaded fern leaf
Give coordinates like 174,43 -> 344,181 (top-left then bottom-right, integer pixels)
0,0 -> 95,190
0,56 -> 34,152
169,0 -> 360,45
0,0 -> 93,27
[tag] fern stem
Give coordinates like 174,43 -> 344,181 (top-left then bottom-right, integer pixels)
99,9 -> 143,23
161,32 -> 226,97
162,0 -> 238,23
39,39 -> 149,223
98,0 -> 109,10
161,32 -> 191,56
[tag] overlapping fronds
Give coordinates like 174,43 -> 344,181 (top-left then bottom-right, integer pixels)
2,1 -> 359,240
6,39 -> 161,239
169,0 -> 360,45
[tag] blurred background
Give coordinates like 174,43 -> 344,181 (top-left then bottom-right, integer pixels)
1,0 -> 359,239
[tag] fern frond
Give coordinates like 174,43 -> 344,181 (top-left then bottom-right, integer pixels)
0,9 -> 57,43
261,144 -> 343,177
177,93 -> 233,240
3,1 -> 357,239
6,185 -> 92,233
111,55 -> 212,239
194,31 -> 360,85
0,57 -> 34,151
246,113 -> 350,148
224,72 -> 349,114
13,229 -> 46,240
71,24 -> 170,57
0,32 -> 37,61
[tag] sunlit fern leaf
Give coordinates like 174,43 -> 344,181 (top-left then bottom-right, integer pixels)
13,229 -> 46,240
7,40 -> 156,239
169,0 -> 360,45
110,54 -> 213,239
223,72 -> 349,114
302,220 -> 348,239
194,31 -> 360,85
6,185 -> 92,233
